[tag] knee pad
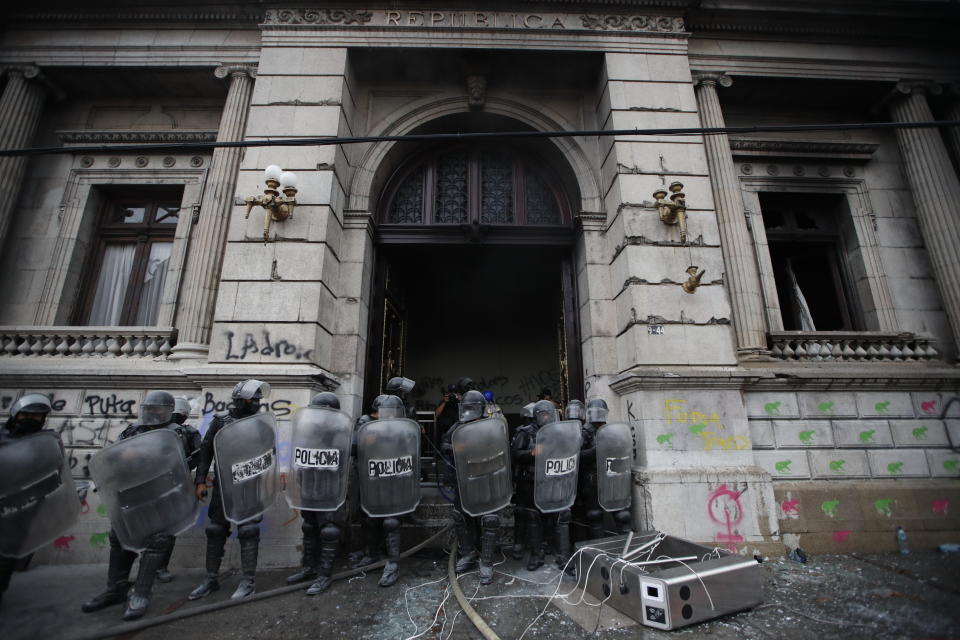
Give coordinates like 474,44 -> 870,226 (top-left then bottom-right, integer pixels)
480,514 -> 500,530
382,517 -> 400,533
145,533 -> 175,550
238,523 -> 260,541
320,523 -> 341,543
557,510 -> 571,525
205,522 -> 229,540
614,510 -> 632,526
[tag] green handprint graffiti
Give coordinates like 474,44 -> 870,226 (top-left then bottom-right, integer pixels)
798,430 -> 815,444
829,459 -> 846,472
764,401 -> 781,415
774,460 -> 792,473
821,500 -> 840,517
887,462 -> 904,474
859,429 -> 875,444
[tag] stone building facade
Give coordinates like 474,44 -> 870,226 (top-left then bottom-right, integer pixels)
1,1 -> 959,567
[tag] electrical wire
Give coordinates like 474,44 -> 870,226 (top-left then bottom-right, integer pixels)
1,120 -> 957,157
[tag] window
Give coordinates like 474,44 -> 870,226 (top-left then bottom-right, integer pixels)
382,145 -> 568,226
760,192 -> 857,331
76,191 -> 181,326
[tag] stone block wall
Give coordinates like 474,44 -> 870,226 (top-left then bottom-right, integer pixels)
747,389 -> 960,553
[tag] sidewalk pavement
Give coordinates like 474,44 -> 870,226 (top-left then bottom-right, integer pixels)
1,549 -> 958,639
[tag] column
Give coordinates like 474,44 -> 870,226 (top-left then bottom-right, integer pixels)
944,86 -> 960,176
890,82 -> 960,357
694,73 -> 768,357
169,65 -> 256,360
0,65 -> 49,257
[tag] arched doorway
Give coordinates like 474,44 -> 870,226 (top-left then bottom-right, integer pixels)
363,116 -> 583,468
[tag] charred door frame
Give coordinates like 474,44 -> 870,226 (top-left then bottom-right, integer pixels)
363,235 -> 583,412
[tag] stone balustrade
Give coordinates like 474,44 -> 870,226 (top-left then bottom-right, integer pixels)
0,326 -> 176,358
769,331 -> 938,362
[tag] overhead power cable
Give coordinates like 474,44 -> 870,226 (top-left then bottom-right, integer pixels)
1,120 -> 958,157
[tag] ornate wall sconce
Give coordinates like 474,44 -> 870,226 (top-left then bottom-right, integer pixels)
682,266 -> 706,294
653,181 -> 687,244
245,164 -> 298,242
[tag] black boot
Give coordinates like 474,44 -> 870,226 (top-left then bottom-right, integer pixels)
82,532 -> 135,613
378,518 -> 401,587
287,522 -> 318,584
554,510 -> 574,575
124,537 -> 170,620
188,524 -> 227,601
232,524 -> 259,599
307,523 -> 340,595
353,518 -> 380,568
155,540 -> 175,583
511,506 -> 526,560
453,511 -> 478,573
525,509 -> 544,571
479,514 -> 500,585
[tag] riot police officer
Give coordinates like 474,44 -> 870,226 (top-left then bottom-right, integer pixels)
155,396 -> 201,584
513,399 -> 580,573
285,391 -> 355,595
355,395 -> 420,587
385,377 -> 417,420
578,399 -> 633,539
442,390 -> 510,585
509,402 -> 536,561
565,400 -> 586,424
188,380 -> 272,601
82,391 -> 197,620
1,394 -> 57,608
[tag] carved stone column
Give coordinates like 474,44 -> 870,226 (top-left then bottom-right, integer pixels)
169,65 -> 256,360
945,86 -> 960,176
694,73 -> 769,358
890,81 -> 960,357
0,65 -> 50,256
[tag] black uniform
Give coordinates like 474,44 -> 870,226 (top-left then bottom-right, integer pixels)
192,409 -> 262,591
510,423 -> 544,570
0,422 -> 40,605
576,423 -> 632,539
81,422 -> 196,615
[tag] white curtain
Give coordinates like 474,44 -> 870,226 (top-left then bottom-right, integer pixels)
785,258 -> 816,331
88,244 -> 136,325
134,242 -> 172,325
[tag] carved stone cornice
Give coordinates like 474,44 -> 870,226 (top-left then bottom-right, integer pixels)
57,130 -> 217,145
579,15 -> 684,32
729,138 -> 880,162
264,9 -> 373,25
692,72 -> 732,89
215,64 -> 257,80
10,9 -> 264,23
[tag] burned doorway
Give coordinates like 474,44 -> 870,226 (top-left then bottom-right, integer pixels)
364,126 -> 583,466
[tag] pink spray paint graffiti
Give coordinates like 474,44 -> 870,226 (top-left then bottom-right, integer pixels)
781,498 -> 801,517
708,484 -> 745,553
932,499 -> 950,516
920,399 -> 938,415
53,535 -> 75,551
833,530 -> 852,543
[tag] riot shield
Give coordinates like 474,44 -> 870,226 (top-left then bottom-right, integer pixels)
595,422 -> 633,512
357,417 -> 420,517
286,406 -> 353,511
0,432 -> 80,558
213,413 -> 279,524
534,419 -> 582,513
450,416 -> 512,517
89,429 -> 197,552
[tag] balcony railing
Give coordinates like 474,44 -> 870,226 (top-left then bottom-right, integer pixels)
0,327 -> 177,359
769,331 -> 938,363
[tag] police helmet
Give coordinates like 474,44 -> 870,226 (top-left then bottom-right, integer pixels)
458,390 -> 486,423
10,393 -> 53,419
565,399 -> 586,422
533,399 -> 559,428
232,379 -> 270,401
385,377 -> 415,395
172,396 -> 192,424
521,402 -> 536,420
586,398 -> 609,424
375,394 -> 404,419
309,392 -> 340,409
140,390 -> 176,426
456,377 -> 475,394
